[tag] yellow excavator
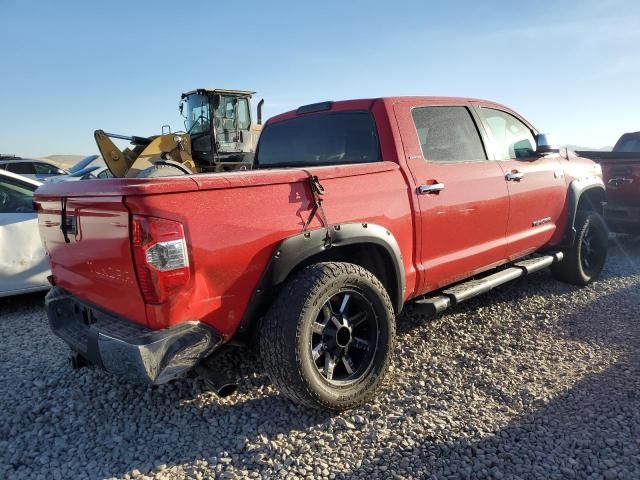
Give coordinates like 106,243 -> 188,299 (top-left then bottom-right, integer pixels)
95,88 -> 264,178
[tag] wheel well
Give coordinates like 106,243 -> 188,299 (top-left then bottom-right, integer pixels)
287,243 -> 400,313
577,187 -> 605,215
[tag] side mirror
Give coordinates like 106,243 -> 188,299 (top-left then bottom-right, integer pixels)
535,133 -> 560,155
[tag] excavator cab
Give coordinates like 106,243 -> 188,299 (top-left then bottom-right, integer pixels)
96,88 -> 263,178
180,88 -> 260,171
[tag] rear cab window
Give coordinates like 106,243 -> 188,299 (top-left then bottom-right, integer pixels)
615,135 -> 640,152
256,111 -> 380,168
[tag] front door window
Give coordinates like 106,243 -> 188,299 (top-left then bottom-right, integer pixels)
479,108 -> 536,160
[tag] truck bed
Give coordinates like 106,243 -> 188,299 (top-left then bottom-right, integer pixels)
34,163 -> 415,335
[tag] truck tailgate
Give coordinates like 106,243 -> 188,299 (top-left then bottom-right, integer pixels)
36,195 -> 148,325
603,161 -> 640,206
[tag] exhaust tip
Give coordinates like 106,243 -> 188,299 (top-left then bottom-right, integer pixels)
257,99 -> 264,125
216,383 -> 238,398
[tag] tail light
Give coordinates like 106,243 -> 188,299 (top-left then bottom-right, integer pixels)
131,215 -> 190,304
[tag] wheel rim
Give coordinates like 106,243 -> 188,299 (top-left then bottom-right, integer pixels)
309,289 -> 379,385
581,222 -> 605,275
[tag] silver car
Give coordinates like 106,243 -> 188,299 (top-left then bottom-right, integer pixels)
45,165 -> 112,183
0,170 -> 50,297
0,158 -> 68,181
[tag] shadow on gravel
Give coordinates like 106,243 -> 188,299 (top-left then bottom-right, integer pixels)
345,281 -> 640,479
396,233 -> 640,339
0,292 -> 336,480
2,240 -> 639,479
0,290 -> 46,311
349,361 -> 640,479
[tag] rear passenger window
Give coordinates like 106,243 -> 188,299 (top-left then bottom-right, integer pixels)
7,162 -> 36,175
412,106 -> 487,163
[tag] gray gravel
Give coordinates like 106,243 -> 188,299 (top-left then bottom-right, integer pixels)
2,236 -> 639,480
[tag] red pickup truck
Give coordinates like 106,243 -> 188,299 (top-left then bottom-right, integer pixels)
577,131 -> 640,234
35,97 -> 607,411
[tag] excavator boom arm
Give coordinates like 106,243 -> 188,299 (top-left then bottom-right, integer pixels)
94,130 -> 138,178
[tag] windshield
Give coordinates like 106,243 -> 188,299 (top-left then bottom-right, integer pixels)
256,111 -> 380,168
183,94 -> 211,135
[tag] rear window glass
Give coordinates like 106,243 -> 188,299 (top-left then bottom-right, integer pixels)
616,136 -> 640,152
257,111 -> 380,167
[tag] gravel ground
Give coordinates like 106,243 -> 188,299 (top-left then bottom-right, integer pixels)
1,236 -> 639,480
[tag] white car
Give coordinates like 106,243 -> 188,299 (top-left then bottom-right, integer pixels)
0,170 -> 50,297
0,158 -> 68,181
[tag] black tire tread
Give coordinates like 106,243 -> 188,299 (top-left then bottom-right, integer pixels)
552,210 -> 608,285
137,163 -> 189,178
260,262 -> 395,411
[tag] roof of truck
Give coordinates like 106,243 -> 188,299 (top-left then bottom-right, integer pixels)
181,88 -> 255,98
267,96 -> 533,129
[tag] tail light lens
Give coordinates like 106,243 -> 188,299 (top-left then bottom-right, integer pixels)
131,215 -> 190,304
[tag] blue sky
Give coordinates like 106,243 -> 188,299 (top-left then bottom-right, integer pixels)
1,0 -> 639,157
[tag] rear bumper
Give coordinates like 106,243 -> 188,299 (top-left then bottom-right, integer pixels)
604,204 -> 640,234
45,287 -> 223,384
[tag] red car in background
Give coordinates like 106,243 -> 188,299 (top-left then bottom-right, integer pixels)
578,132 -> 640,234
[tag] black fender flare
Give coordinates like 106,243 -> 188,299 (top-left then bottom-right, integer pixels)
236,223 -> 406,340
564,176 -> 606,246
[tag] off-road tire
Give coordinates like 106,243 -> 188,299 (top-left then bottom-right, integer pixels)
137,163 -> 190,178
260,262 -> 395,411
551,211 -> 608,285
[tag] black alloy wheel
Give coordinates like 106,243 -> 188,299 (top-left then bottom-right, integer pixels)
580,220 -> 607,277
551,210 -> 608,285
310,290 -> 379,384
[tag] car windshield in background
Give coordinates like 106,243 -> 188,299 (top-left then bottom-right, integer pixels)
257,111 -> 380,167
0,179 -> 34,213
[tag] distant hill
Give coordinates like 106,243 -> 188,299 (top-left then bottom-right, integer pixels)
39,155 -> 104,170
565,145 -> 612,152
40,155 -> 86,169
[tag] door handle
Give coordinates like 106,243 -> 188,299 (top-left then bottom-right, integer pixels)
417,183 -> 445,194
505,171 -> 524,182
